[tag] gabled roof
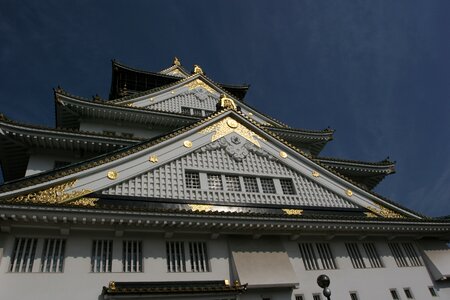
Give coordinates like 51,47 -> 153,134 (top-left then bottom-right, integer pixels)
109,60 -> 250,100
0,109 -> 425,221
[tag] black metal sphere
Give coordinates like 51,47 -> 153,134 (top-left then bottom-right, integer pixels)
317,274 -> 330,288
323,287 -> 331,297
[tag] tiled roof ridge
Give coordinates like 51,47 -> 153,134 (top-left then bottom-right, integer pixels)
113,59 -> 187,80
315,156 -> 396,167
264,125 -> 335,135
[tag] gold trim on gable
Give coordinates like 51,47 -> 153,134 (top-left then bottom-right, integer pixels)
189,204 -> 213,212
200,117 -> 265,147
184,79 -> 215,94
282,208 -> 303,215
366,204 -> 404,219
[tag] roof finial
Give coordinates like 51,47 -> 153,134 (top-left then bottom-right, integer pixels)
218,94 -> 237,110
173,57 -> 181,66
193,64 -> 204,75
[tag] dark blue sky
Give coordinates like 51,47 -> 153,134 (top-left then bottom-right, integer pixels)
1,0 -> 449,216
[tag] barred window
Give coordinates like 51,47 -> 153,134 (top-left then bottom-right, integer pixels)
91,240 -> 112,272
185,172 -> 201,189
123,240 -> 143,272
166,241 -> 209,272
389,242 -> 422,267
299,242 -> 337,270
363,242 -> 383,268
390,289 -> 400,300
192,108 -> 203,117
280,179 -> 296,195
260,178 -> 276,193
40,238 -> 66,272
9,238 -> 38,273
295,295 -> 304,300
346,243 -> 366,269
313,294 -> 322,300
181,107 -> 191,115
350,292 -> 359,300
243,177 -> 259,193
404,288 -> 414,299
225,175 -> 241,191
428,287 -> 438,297
208,174 -> 223,190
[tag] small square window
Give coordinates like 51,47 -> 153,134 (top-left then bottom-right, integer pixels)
260,178 -> 276,193
243,177 -> 259,193
280,178 -> 296,195
185,172 -> 200,189
225,175 -> 241,191
295,295 -> 304,300
404,288 -> 413,299
390,289 -> 399,300
428,286 -> 438,297
313,294 -> 322,300
350,292 -> 359,300
207,174 -> 223,190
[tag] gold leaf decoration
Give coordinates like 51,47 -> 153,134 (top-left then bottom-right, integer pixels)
279,151 -> 288,158
282,208 -> 303,215
149,155 -> 158,163
183,140 -> 193,148
184,79 -> 214,93
70,197 -> 98,207
366,204 -> 404,219
5,180 -> 92,205
364,212 -> 378,218
189,204 -> 213,212
346,189 -> 353,197
200,117 -> 265,147
312,171 -> 320,177
107,170 -> 118,180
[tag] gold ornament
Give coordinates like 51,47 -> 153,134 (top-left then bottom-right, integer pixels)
282,208 -> 303,215
366,204 -> 404,219
107,170 -> 118,180
173,57 -> 181,66
346,189 -> 353,196
189,204 -> 213,212
312,171 -> 320,177
193,64 -> 204,74
200,117 -> 265,147
149,155 -> 158,163
219,94 -> 237,110
183,140 -> 193,148
70,197 -> 98,207
184,79 -> 215,93
279,151 -> 288,158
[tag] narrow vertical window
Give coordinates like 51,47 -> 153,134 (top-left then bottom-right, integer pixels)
166,241 -> 186,272
363,242 -> 383,268
295,295 -> 304,300
40,238 -> 66,272
345,243 -> 366,269
185,172 -> 200,189
188,241 -> 209,272
299,243 -> 336,270
428,287 -> 438,297
260,178 -> 276,193
91,240 -> 112,272
313,294 -> 322,300
350,292 -> 359,300
404,288 -> 414,299
390,289 -> 400,300
122,240 -> 142,272
389,243 -> 408,267
9,238 -> 38,273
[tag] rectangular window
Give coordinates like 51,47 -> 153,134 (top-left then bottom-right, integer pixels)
404,288 -> 413,299
181,107 -> 191,115
390,289 -> 399,300
260,178 -> 276,193
389,242 -> 422,267
40,238 -> 66,273
428,287 -> 438,297
350,292 -> 359,300
207,174 -> 223,190
313,294 -> 322,300
185,172 -> 201,189
295,295 -> 304,300
9,238 -> 38,273
280,178 -> 296,195
299,242 -> 337,270
122,240 -> 143,272
346,243 -> 366,269
243,177 -> 259,193
363,242 -> 383,268
192,108 -> 203,117
91,240 -> 112,272
225,175 -> 241,191
166,241 -> 209,272
189,241 -> 209,272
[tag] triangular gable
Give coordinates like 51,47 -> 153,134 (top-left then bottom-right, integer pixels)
0,110 -> 417,219
159,65 -> 190,78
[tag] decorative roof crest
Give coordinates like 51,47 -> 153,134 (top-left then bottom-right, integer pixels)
219,94 -> 237,110
173,57 -> 181,66
193,64 -> 204,75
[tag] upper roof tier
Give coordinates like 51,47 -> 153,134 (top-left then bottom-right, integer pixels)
109,59 -> 250,100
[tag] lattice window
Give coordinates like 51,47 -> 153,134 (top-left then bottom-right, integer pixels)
404,288 -> 414,299
243,177 -> 259,193
192,108 -> 203,117
91,240 -> 112,272
208,174 -> 223,190
390,289 -> 400,300
428,287 -> 438,297
225,175 -> 241,191
280,178 -> 296,195
122,240 -> 143,272
166,241 -> 209,272
185,172 -> 201,189
9,238 -> 38,273
389,242 -> 422,267
181,107 -> 191,115
299,242 -> 337,270
346,243 -> 366,269
350,292 -> 359,300
188,241 -> 209,272
260,178 -> 276,193
363,242 -> 383,268
40,238 -> 66,272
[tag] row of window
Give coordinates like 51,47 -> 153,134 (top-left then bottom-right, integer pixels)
295,286 -> 439,300
181,106 -> 214,117
102,130 -> 134,139
10,238 -> 423,274
299,242 -> 422,270
185,171 -> 296,195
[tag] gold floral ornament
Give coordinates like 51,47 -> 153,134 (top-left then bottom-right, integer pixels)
149,155 -> 158,163
312,171 -> 320,177
189,204 -> 213,212
184,79 -> 215,93
5,180 -> 93,206
70,197 -> 98,207
282,208 -> 303,215
219,94 -> 237,110
200,117 -> 265,147
346,189 -> 353,197
109,281 -> 117,291
173,56 -> 181,66
193,64 -> 204,75
107,170 -> 118,180
279,151 -> 288,159
366,204 -> 404,219
183,140 -> 193,148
